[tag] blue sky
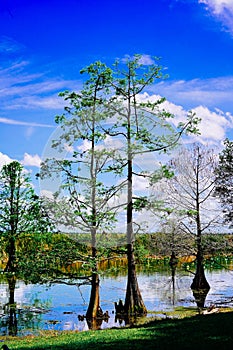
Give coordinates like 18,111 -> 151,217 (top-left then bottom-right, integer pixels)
1,0 -> 233,187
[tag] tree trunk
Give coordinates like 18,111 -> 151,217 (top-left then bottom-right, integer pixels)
124,242 -> 147,316
192,156 -> 210,292
124,90 -> 147,316
86,271 -> 101,319
4,237 -> 16,273
191,250 -> 210,291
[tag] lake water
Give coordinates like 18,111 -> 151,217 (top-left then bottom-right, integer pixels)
1,266 -> 233,336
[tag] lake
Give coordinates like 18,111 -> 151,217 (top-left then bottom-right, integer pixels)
1,263 -> 233,336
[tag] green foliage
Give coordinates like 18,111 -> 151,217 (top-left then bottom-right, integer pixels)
134,234 -> 150,262
0,161 -> 53,282
202,234 -> 232,255
215,138 -> 233,226
40,55 -> 201,311
150,165 -> 174,184
178,111 -> 201,135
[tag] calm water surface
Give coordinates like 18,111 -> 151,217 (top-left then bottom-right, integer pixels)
1,267 -> 233,335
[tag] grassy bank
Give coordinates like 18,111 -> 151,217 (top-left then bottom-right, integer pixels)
2,311 -> 233,350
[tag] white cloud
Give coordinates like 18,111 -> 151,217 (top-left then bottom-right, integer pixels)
22,153 -> 41,167
103,135 -> 124,150
40,189 -> 55,199
133,175 -> 150,192
0,152 -> 14,168
77,139 -> 92,152
138,54 -> 155,65
137,92 -> 233,144
122,54 -> 155,65
199,0 -> 233,14
199,0 -> 233,34
192,105 -> 233,142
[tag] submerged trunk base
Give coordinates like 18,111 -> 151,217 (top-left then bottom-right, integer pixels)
86,273 -> 100,320
191,264 -> 210,291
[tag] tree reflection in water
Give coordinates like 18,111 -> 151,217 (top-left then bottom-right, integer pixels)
0,275 -> 47,336
192,288 -> 210,309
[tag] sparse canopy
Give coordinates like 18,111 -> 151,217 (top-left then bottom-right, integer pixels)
153,144 -> 220,291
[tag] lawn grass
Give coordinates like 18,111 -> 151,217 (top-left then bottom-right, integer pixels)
1,311 -> 233,350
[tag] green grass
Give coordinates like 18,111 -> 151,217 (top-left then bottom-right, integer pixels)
2,311 -> 233,350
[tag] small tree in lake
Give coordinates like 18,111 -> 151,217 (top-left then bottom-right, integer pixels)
154,144 -> 222,292
41,55 -> 199,318
40,62 -> 119,320
0,161 -> 51,279
99,55 -> 199,315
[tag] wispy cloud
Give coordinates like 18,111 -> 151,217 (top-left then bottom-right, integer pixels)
199,0 -> 233,34
0,36 -> 25,54
150,76 -> 233,109
0,56 -> 80,116
0,117 -> 54,128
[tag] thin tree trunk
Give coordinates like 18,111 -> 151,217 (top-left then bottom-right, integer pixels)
4,237 -> 16,272
124,80 -> 146,316
125,243 -> 147,315
191,250 -> 210,290
191,150 -> 210,292
86,109 -> 102,320
86,270 -> 100,319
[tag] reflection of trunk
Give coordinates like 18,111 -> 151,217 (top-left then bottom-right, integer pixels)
6,275 -> 18,336
192,288 -> 209,308
169,251 -> 178,306
86,315 -> 103,330
86,271 -> 100,319
191,243 -> 210,308
8,306 -> 17,336
171,267 -> 176,306
8,275 -> 16,305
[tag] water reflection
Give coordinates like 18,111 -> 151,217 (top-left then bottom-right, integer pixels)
0,262 -> 233,335
169,251 -> 178,306
0,275 -> 48,336
192,288 -> 210,308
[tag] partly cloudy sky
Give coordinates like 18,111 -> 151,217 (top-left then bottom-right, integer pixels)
1,0 -> 233,192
